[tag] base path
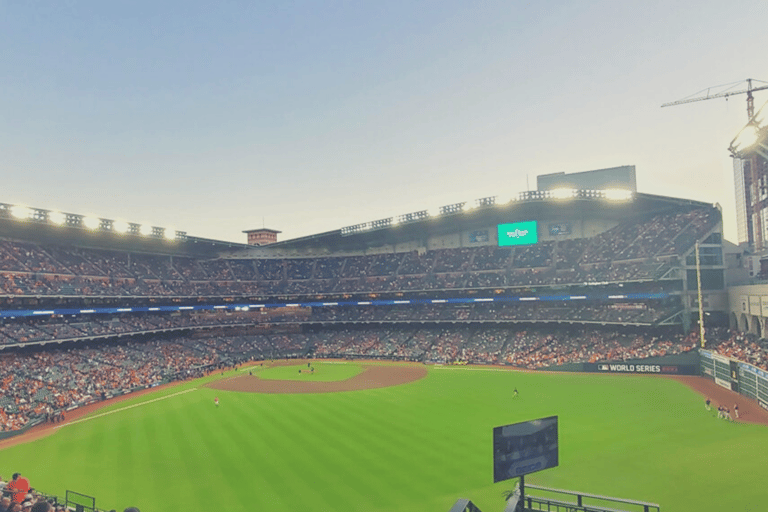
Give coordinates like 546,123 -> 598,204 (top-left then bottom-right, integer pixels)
207,362 -> 428,394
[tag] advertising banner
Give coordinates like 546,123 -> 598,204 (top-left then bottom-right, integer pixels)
714,377 -> 731,389
750,296 -> 761,315
585,363 -> 698,375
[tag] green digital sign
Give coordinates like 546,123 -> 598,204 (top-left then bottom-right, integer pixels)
497,221 -> 538,246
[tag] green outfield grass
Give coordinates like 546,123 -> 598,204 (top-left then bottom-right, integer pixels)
259,361 -> 363,381
1,363 -> 765,512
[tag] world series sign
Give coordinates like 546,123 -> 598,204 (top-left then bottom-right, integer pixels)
586,363 -> 697,375
597,363 -> 662,373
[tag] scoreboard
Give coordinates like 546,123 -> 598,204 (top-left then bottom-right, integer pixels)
497,221 -> 538,246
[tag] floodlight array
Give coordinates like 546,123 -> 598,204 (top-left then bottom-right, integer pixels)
340,222 -> 371,236
340,189 -> 634,236
370,218 -> 393,229
730,99 -> 768,160
0,202 -> 187,242
476,196 -> 496,207
517,189 -> 632,202
439,202 -> 466,215
397,210 -> 429,224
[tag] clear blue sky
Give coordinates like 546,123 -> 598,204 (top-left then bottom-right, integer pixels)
1,1 -> 766,242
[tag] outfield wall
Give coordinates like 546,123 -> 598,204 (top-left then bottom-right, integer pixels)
544,351 -> 700,375
700,349 -> 768,411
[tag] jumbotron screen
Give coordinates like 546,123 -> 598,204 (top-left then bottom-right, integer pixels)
493,416 -> 559,483
497,221 -> 538,246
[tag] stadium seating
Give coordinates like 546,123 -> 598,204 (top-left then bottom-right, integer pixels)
0,204 -> 738,434
0,207 -> 718,299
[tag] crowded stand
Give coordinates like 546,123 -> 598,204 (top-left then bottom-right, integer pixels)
706,328 -> 768,372
0,206 -> 718,301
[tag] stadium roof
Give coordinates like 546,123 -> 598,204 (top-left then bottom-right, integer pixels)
0,214 -> 248,257
268,192 -> 717,253
0,192 -> 717,257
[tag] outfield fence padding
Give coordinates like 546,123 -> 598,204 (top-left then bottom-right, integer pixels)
700,348 -> 768,410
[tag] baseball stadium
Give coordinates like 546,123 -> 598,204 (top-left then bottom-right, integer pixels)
1,166 -> 767,512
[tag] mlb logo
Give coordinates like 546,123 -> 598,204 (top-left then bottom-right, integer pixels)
598,364 -> 609,371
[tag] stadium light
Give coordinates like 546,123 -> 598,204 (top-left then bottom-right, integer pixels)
752,100 -> 768,126
550,188 -> 577,200
476,196 -> 497,208
139,224 -> 153,236
11,205 -> 32,219
731,124 -> 760,153
164,228 -> 176,240
113,220 -> 129,234
603,189 -> 633,201
82,216 -> 100,230
48,211 -> 66,225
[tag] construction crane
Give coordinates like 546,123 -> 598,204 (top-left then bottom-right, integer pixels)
661,78 -> 768,121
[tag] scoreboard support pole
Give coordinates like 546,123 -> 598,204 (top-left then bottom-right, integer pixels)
519,475 -> 525,507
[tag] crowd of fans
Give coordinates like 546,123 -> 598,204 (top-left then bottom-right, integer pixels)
706,328 -> 768,371
310,324 -> 704,366
0,207 -> 718,299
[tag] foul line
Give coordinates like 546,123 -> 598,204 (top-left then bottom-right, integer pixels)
54,388 -> 198,430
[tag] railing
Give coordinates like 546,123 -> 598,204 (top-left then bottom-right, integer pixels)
523,484 -> 660,512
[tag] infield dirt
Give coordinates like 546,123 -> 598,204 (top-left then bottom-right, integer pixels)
206,361 -> 428,394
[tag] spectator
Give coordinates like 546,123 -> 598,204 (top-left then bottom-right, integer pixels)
5,475 -> 29,505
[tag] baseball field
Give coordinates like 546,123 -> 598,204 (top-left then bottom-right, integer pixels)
1,361 -> 766,512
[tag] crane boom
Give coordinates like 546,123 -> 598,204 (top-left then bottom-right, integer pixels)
661,78 -> 768,120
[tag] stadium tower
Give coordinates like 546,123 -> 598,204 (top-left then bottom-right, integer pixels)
729,98 -> 768,275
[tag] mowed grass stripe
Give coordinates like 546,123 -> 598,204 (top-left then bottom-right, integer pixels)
275,393 -> 376,510
258,393 -> 375,511
3,364 -> 768,512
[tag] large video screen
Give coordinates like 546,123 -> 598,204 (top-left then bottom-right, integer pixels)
497,221 -> 538,246
493,416 -> 559,483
